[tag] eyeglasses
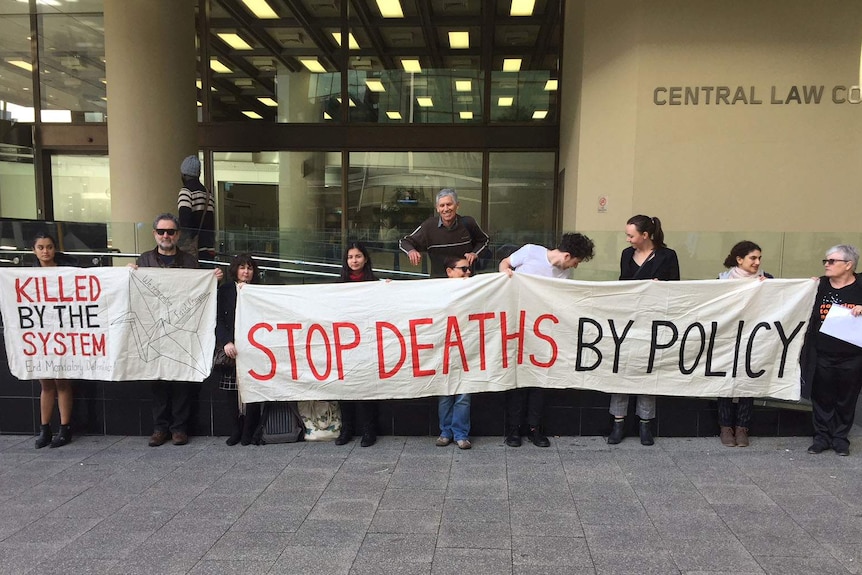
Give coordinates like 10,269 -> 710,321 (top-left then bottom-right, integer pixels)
822,259 -> 850,265
449,266 -> 472,273
154,229 -> 177,236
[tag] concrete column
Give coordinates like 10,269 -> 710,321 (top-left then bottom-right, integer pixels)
104,0 -> 197,254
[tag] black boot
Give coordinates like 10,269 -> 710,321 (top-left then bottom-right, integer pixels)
50,424 -> 71,448
607,419 -> 625,445
35,424 -> 52,449
335,427 -> 353,446
528,426 -> 550,448
639,419 -> 654,446
240,406 -> 260,446
360,428 -> 377,447
226,415 -> 243,446
505,426 -> 522,447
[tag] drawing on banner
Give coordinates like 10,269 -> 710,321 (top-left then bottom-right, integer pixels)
111,271 -> 213,376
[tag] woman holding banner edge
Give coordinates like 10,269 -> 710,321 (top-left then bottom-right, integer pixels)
608,215 -> 680,446
716,240 -> 772,448
32,232 -> 77,448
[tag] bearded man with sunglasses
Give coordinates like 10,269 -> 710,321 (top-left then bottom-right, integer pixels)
134,213 -> 223,447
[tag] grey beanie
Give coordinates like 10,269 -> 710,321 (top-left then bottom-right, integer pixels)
180,155 -> 201,178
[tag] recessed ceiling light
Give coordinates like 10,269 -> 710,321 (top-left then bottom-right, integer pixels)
498,97 -> 514,107
459,111 -> 473,119
455,80 -> 472,92
258,97 -> 278,106
209,58 -> 232,73
299,58 -> 326,73
217,33 -> 253,50
401,59 -> 421,73
386,111 -> 402,119
532,110 -> 548,119
241,0 -> 278,19
195,80 -> 202,89
196,101 -> 202,107
502,59 -> 521,72
448,31 -> 469,49
242,110 -> 262,119
332,32 -> 360,50
323,111 -> 333,120
510,0 -> 535,16
376,0 -> 403,18
365,79 -> 386,92
7,60 -> 32,72
337,97 -> 357,108
544,79 -> 558,91
416,97 -> 433,107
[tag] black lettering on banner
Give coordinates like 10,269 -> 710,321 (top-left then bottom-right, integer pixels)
576,318 -> 602,371
731,321 -> 745,377
745,322 -> 770,378
704,321 -> 727,377
648,321 -> 678,373
608,319 -> 634,373
774,321 -> 805,377
679,322 -> 706,375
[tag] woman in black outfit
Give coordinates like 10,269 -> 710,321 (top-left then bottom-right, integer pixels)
216,253 -> 261,445
608,215 -> 680,446
334,242 -> 379,447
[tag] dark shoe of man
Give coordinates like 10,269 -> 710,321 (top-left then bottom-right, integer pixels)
335,427 -> 353,446
148,430 -> 169,447
834,443 -> 850,456
360,430 -> 377,447
719,426 -> 736,447
639,419 -> 654,446
172,431 -> 189,446
607,419 -> 625,445
505,427 -> 522,447
734,426 -> 749,447
528,426 -> 550,448
807,442 -> 828,454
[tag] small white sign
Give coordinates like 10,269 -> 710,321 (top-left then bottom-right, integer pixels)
598,195 -> 608,213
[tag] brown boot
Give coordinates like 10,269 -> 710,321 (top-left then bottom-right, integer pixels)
735,426 -> 749,447
719,426 -> 736,447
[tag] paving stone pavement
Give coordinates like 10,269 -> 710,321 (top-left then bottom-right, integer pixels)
0,430 -> 861,575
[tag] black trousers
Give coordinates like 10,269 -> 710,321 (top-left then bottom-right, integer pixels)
811,352 -> 862,450
340,400 -> 378,434
505,387 -> 545,430
151,381 -> 194,434
717,397 -> 754,428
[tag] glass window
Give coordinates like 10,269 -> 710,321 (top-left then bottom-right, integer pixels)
0,16 -> 35,121
0,144 -> 37,219
488,152 -> 556,251
51,155 -> 110,223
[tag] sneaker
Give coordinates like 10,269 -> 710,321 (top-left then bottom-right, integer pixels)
435,436 -> 452,447
734,426 -> 749,448
456,439 -> 472,450
807,443 -> 827,454
148,430 -> 169,447
528,427 -> 550,448
171,431 -> 189,446
505,427 -> 522,447
719,426 -> 736,447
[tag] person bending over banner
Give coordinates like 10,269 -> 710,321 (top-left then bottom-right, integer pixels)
335,241 -> 381,447
801,244 -> 862,457
435,256 -> 476,450
216,253 -> 261,446
499,232 -> 595,447
32,232 -> 78,449
608,214 -> 680,447
399,188 -> 489,278
131,213 -> 223,447
716,240 -> 773,448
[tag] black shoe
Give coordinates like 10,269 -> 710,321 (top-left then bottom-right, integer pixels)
505,427 -> 522,447
807,443 -> 828,454
360,431 -> 377,447
835,445 -> 850,456
50,424 -> 72,448
335,429 -> 353,446
528,426 -> 550,447
35,424 -> 52,449
607,419 -> 625,445
226,416 -> 243,446
639,419 -> 654,446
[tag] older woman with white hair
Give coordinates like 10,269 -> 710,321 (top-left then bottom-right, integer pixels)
802,244 -> 862,456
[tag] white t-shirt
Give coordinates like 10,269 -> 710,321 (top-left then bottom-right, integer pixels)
508,244 -> 570,279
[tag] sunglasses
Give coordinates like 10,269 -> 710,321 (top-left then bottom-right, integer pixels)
822,259 -> 849,265
449,266 -> 472,272
155,228 -> 178,236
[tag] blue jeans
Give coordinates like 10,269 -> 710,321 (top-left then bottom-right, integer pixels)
438,394 -> 471,441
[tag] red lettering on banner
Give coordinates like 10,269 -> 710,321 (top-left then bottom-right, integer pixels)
500,310 -> 526,368
15,275 -> 103,303
376,322 -> 406,379
468,312 -> 494,370
22,332 -> 37,355
24,331 -> 106,356
333,322 -> 360,379
306,323 -> 332,381
15,278 -> 34,303
530,314 -> 559,368
275,323 -> 302,379
409,318 -> 436,377
248,322 -> 276,380
442,316 -> 468,374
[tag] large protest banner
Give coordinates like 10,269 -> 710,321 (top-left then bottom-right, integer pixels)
236,274 -> 817,402
0,267 -> 216,382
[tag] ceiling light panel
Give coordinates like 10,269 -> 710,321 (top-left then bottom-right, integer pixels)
510,0 -> 535,16
299,58 -> 326,73
459,111 -> 473,119
217,33 -> 253,50
401,59 -> 421,73
448,31 -> 469,49
376,0 -> 403,18
332,32 -> 360,50
241,0 -> 278,19
497,97 -> 514,106
416,97 -> 433,107
502,59 -> 522,72
209,58 -> 232,73
386,111 -> 402,119
544,79 -> 558,91
532,110 -> 548,119
258,97 -> 278,106
365,79 -> 386,92
455,80 -> 472,92
7,60 -> 33,72
242,110 -> 263,119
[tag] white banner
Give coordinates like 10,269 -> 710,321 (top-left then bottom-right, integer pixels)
236,274 -> 817,402
0,267 -> 216,382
